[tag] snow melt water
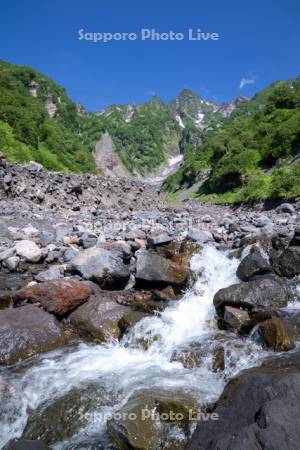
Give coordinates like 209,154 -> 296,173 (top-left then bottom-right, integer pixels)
0,246 -> 267,449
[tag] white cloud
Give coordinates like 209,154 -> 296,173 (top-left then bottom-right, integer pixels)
239,77 -> 255,90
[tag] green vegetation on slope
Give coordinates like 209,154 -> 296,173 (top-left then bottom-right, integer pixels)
164,78 -> 300,202
91,98 -> 182,175
0,60 -> 186,175
0,60 -> 97,173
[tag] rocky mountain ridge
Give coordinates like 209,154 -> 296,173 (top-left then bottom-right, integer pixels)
0,59 -> 248,180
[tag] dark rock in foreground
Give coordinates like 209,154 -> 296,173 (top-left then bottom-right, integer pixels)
214,279 -> 288,316
0,305 -> 65,365
187,362 -> 300,450
107,389 -> 197,450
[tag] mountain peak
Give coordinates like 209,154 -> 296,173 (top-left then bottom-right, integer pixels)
177,89 -> 201,100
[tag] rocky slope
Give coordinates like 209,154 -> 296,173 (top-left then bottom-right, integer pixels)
1,154 -> 300,449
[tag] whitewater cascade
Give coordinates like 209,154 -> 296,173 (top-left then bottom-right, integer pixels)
0,246 -> 268,449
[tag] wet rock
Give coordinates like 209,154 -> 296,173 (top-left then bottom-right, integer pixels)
152,286 -> 176,301
214,279 -> 288,316
186,228 -> 213,243
289,228 -> 300,246
257,317 -> 294,352
14,279 -> 92,316
223,306 -> 251,332
107,389 -> 197,450
4,440 -> 50,450
275,246 -> 300,277
22,384 -> 110,445
118,310 -> 150,333
236,247 -> 271,281
212,346 -> 225,372
68,294 -> 129,341
69,247 -> 130,289
186,365 -> 300,450
15,240 -> 42,263
136,250 -> 189,287
0,305 -> 64,365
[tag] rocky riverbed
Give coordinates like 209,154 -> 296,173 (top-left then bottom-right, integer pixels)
1,157 -> 300,450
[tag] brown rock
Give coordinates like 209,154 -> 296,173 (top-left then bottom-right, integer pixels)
14,279 -> 92,316
223,306 -> 251,332
258,317 -> 294,351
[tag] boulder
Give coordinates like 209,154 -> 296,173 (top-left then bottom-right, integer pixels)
276,203 -> 295,214
186,228 -> 213,243
0,247 -> 15,262
69,247 -> 130,289
118,311 -> 150,333
186,365 -> 300,450
0,305 -> 64,365
34,265 -> 63,282
223,306 -> 251,332
22,384 -> 109,445
136,250 -> 189,287
68,294 -> 129,341
147,232 -> 173,247
236,247 -> 271,281
107,389 -> 197,450
275,246 -> 300,277
4,441 -> 50,450
257,317 -> 294,352
14,279 -> 92,316
289,228 -> 300,246
15,240 -> 42,263
3,256 -> 20,271
214,279 -> 288,316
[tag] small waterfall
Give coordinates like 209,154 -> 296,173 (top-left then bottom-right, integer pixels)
0,246 -> 267,449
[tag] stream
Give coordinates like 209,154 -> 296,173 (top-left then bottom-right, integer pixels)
0,246 -> 269,449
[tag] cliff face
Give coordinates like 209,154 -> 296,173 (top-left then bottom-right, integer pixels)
94,132 -> 129,178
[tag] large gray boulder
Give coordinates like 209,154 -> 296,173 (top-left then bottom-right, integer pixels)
214,279 -> 288,316
237,248 -> 271,281
69,247 -> 130,289
186,228 -> 213,243
0,305 -> 65,365
275,246 -> 300,277
68,293 -> 129,341
136,250 -> 189,287
186,364 -> 300,450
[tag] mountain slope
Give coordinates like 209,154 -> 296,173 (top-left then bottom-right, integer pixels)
164,78 -> 300,202
0,60 -> 97,173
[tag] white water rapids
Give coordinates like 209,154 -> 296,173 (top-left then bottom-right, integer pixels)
0,246 -> 269,449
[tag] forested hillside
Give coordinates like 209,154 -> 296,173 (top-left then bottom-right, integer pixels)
164,78 -> 300,202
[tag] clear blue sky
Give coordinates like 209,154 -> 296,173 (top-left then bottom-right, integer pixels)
1,0 -> 299,111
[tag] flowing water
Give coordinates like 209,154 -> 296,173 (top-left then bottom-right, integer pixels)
0,246 -> 269,449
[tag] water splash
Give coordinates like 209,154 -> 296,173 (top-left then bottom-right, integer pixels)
0,246 -> 267,448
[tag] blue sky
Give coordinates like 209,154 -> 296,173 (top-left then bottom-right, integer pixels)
1,0 -> 299,111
